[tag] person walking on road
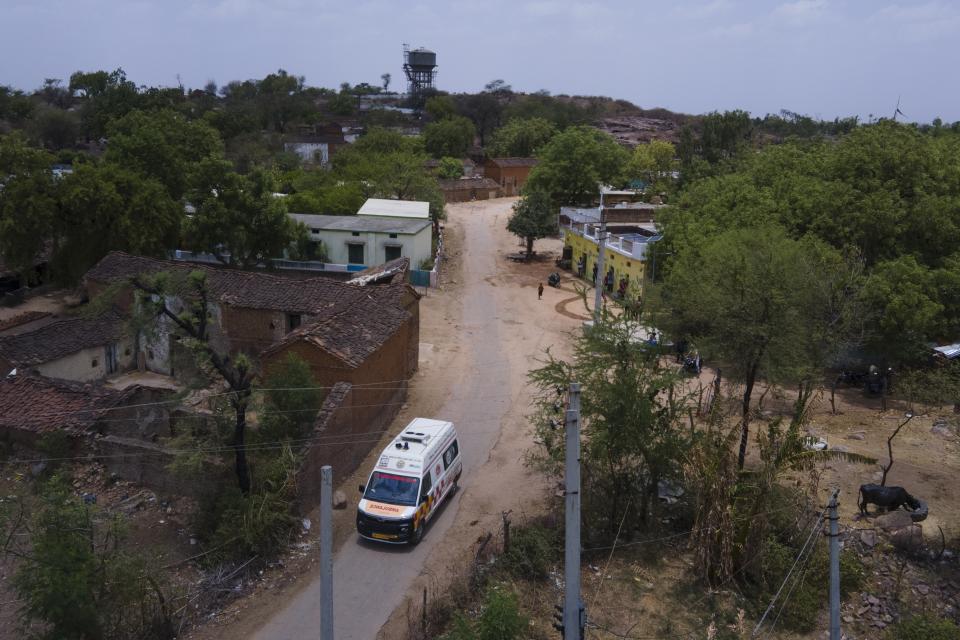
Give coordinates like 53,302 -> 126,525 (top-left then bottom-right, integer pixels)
538,283 -> 544,299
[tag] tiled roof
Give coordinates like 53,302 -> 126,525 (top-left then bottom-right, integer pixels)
0,311 -> 51,334
486,157 -> 538,168
0,374 -> 137,435
84,252 -> 372,316
350,257 -> 410,286
263,287 -> 411,368
0,310 -> 126,367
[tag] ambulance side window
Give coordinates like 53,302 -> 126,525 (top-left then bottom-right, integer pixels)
420,471 -> 433,503
442,440 -> 459,470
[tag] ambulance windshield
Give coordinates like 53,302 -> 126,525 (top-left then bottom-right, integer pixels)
364,472 -> 420,506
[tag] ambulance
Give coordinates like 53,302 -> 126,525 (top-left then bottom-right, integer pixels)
356,418 -> 462,544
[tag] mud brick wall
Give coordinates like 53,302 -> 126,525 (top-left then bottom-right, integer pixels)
295,380 -> 408,514
94,435 -> 227,498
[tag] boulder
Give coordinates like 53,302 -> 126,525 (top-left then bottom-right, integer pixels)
333,490 -> 348,510
875,510 -> 914,531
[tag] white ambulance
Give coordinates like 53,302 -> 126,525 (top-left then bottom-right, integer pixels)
357,418 -> 462,545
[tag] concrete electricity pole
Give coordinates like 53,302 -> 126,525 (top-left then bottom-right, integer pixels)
592,191 -> 606,322
320,465 -> 334,640
828,489 -> 840,640
564,383 -> 584,640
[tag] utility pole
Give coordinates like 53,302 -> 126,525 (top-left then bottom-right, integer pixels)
320,465 -> 334,640
592,191 -> 606,322
564,383 -> 584,640
828,489 -> 840,640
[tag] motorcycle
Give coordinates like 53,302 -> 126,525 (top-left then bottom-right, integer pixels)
547,272 -> 561,288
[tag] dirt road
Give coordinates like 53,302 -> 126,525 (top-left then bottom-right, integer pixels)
248,199 -> 583,639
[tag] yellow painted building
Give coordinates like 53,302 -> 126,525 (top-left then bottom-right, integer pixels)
562,222 -> 657,299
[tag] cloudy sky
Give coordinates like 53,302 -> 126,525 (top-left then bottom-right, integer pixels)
3,0 -> 958,122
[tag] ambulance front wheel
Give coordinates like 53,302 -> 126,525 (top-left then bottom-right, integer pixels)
411,524 -> 424,546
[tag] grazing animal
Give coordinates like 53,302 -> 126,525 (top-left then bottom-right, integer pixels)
858,484 -> 921,516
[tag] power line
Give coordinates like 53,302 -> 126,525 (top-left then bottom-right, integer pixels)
751,501 -> 829,637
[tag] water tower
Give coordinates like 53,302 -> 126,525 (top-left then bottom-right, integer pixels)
402,44 -> 438,96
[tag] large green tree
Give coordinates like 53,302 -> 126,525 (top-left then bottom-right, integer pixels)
523,126 -> 629,206
0,135 -> 58,280
506,190 -> 557,258
423,116 -> 475,159
185,159 -> 304,268
486,117 -> 556,157
105,109 -> 223,199
663,225 -> 857,469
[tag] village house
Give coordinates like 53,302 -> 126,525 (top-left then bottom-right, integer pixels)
0,309 -> 135,382
283,123 -> 348,167
483,157 -> 538,196
561,212 -> 661,299
289,212 -> 432,268
82,251 -> 420,380
438,176 -> 501,203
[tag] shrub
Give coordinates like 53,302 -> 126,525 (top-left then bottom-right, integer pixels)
499,523 -> 557,580
749,537 -> 865,632
888,616 -> 960,640
441,587 -> 527,640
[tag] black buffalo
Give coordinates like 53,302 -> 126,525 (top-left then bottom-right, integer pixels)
858,484 -> 921,516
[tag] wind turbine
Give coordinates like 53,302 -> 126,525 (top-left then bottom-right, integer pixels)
892,96 -> 906,121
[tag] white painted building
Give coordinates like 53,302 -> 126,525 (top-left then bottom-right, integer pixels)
290,214 -> 433,268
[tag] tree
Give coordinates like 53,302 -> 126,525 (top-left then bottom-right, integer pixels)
529,306 -> 690,535
10,476 -> 173,639
663,226 -> 853,469
487,117 -> 557,157
52,163 -> 182,282
185,159 -> 304,269
256,353 -> 323,444
506,190 -> 557,258
425,95 -> 457,121
132,270 -> 256,493
456,93 -> 503,147
69,68 -> 141,139
423,116 -> 475,159
628,139 -> 675,184
31,107 -> 79,150
0,134 -> 58,281
105,109 -> 223,199
524,126 -> 629,206
437,157 -> 464,180
381,73 -> 391,92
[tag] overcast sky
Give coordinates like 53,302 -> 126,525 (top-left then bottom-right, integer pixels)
3,0 -> 958,122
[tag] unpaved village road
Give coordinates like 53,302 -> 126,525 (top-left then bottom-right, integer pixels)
249,199 -> 583,640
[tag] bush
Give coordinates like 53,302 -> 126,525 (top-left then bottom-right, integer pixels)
441,587 -> 527,640
499,523 -> 557,580
749,537 -> 865,632
888,616 -> 960,640
196,447 -> 299,565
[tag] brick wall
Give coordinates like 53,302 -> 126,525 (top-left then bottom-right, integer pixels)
294,381 -> 406,513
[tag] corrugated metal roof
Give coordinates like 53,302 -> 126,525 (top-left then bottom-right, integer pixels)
357,198 -> 429,219
933,343 -> 960,359
290,214 -> 430,234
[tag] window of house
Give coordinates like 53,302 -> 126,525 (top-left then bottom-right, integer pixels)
348,244 -> 364,264
389,233 -> 398,239
442,440 -> 459,470
385,245 -> 402,261
287,314 -> 302,331
91,358 -> 99,368
148,350 -> 154,360
351,231 -> 360,237
311,228 -> 320,235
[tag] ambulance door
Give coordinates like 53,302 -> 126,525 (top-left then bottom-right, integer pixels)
418,468 -> 435,523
